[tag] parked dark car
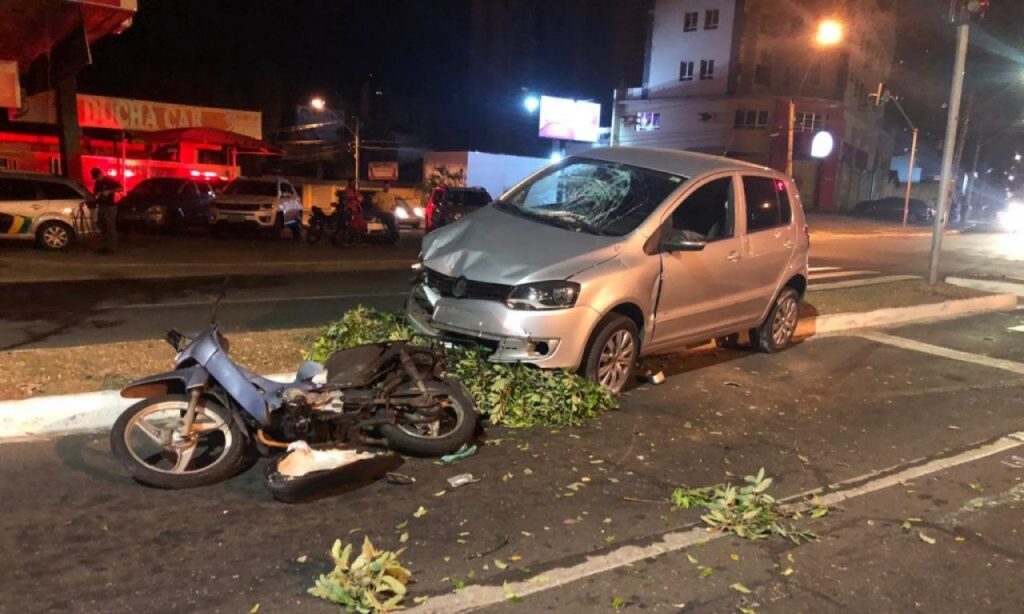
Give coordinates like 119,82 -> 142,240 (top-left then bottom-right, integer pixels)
852,197 -> 935,225
118,177 -> 214,231
424,186 -> 492,232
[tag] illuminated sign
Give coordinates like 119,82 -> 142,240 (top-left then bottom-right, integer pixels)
0,61 -> 20,109
13,92 -> 263,139
538,96 -> 601,143
368,162 -> 399,181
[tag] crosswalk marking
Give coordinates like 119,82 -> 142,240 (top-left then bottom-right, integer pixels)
807,265 -> 921,292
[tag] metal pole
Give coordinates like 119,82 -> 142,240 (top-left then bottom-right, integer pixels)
928,22 -> 969,286
609,87 -> 620,147
786,100 -> 795,177
902,128 -> 918,227
354,117 -> 361,190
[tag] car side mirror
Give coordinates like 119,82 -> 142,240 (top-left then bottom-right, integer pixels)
660,233 -> 707,253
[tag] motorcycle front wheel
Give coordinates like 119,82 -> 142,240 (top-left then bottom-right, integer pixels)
306,219 -> 324,244
380,379 -> 477,457
110,394 -> 252,489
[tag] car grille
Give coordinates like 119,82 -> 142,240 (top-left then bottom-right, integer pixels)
215,203 -> 261,212
423,268 -> 512,302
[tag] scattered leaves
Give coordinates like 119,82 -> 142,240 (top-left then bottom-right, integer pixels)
730,583 -> 752,594
503,582 -> 523,604
918,531 -> 936,545
413,506 -> 427,519
612,596 -> 625,609
308,537 -> 411,612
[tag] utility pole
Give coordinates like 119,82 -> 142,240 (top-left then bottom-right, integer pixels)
786,100 -> 796,177
353,117 -> 361,190
928,22 -> 970,285
903,128 -> 919,227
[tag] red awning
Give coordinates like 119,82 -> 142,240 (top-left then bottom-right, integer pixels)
136,127 -> 282,155
0,0 -> 136,67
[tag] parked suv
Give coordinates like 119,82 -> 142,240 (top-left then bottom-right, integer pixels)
424,186 -> 492,232
407,148 -> 809,393
210,176 -> 302,237
0,171 -> 93,251
118,177 -> 215,231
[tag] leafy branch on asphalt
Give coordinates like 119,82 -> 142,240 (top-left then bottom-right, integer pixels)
308,537 -> 411,613
671,469 -> 819,543
307,307 -> 617,427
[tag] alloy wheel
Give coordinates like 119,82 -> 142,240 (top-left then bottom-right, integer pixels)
597,329 -> 635,393
771,295 -> 799,347
42,225 -> 70,249
123,400 -> 233,475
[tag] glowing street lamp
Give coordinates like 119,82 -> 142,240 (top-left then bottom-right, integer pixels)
523,95 -> 540,113
310,96 -> 326,111
816,20 -> 844,47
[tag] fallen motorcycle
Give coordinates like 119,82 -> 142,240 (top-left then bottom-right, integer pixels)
110,321 -> 477,489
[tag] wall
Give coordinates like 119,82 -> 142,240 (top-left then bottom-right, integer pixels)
466,151 -> 549,199
646,0 -> 738,96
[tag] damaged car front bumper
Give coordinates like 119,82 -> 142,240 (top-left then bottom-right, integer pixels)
406,282 -> 600,370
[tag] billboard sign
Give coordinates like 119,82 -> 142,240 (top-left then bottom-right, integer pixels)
368,161 -> 399,181
538,96 -> 601,143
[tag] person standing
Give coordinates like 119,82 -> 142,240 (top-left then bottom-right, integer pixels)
91,168 -> 121,253
372,182 -> 400,242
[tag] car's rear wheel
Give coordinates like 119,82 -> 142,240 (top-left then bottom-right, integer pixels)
581,314 -> 639,394
751,288 -> 800,353
36,221 -> 74,251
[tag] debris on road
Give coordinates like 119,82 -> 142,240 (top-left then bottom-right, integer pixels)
447,473 -> 479,488
308,537 -> 411,612
441,444 -> 478,464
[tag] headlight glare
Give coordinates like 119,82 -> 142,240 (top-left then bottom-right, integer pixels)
506,281 -> 580,310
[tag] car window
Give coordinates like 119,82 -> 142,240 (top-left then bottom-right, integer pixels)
132,178 -> 184,196
223,179 -> 278,196
0,178 -> 41,201
448,190 -> 491,208
180,182 -> 199,197
669,176 -> 735,242
37,181 -> 85,200
280,182 -> 295,196
498,158 -> 684,236
743,176 -> 791,233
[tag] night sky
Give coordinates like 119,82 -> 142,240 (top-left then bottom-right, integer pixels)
77,0 -> 1024,169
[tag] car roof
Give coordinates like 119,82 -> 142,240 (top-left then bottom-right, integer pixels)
0,170 -> 82,186
575,147 -> 774,179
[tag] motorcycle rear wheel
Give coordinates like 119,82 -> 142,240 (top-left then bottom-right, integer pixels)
380,380 -> 477,457
110,394 -> 252,489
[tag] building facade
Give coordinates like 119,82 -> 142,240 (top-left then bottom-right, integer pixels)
614,0 -> 897,211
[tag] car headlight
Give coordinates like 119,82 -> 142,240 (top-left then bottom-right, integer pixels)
413,207 -> 425,218
506,281 -> 580,310
395,206 -> 409,219
998,202 -> 1024,233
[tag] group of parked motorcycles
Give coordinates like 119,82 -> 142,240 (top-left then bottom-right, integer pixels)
306,195 -> 399,246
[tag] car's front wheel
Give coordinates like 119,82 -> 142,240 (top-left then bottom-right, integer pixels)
751,287 -> 800,353
36,221 -> 74,251
581,314 -> 639,394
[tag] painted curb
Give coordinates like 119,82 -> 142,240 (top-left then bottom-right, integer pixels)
1,293 -> 1018,443
0,373 -> 293,443
796,292 -> 1018,337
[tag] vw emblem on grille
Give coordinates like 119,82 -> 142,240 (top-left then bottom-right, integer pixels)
452,277 -> 468,298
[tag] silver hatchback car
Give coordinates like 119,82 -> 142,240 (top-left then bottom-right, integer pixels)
407,148 -> 809,392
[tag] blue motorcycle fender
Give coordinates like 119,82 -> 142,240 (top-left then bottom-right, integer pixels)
121,366 -> 211,398
205,350 -> 270,424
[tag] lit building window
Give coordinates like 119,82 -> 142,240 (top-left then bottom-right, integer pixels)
635,112 -> 661,132
679,61 -> 695,81
705,9 -> 720,30
684,11 -> 699,32
734,109 -> 769,129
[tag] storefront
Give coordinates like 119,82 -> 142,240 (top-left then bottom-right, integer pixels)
2,92 -> 279,193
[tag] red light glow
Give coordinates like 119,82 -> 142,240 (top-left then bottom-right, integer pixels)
189,170 -> 201,177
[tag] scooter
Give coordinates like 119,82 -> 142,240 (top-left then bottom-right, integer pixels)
109,291 -> 477,489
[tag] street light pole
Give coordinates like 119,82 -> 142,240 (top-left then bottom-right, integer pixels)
786,100 -> 796,177
928,22 -> 970,285
902,128 -> 918,227
353,117 -> 361,190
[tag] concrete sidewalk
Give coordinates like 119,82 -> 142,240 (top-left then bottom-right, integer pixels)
806,212 -> 958,238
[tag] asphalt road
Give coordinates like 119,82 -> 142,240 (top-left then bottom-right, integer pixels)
1,224 -> 1021,350
3,311 -> 1023,613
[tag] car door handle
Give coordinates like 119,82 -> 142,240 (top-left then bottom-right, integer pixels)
727,251 -> 741,262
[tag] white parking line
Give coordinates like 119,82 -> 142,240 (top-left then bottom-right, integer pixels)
412,431 -> 1024,613
808,274 -> 921,292
856,331 -> 1024,376
808,269 -> 878,280
1008,325 -> 1024,333
105,292 -> 409,310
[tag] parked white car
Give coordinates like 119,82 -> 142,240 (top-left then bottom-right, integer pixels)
210,177 -> 303,238
0,171 -> 94,251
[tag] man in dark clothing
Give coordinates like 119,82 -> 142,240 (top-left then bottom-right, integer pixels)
91,168 -> 121,253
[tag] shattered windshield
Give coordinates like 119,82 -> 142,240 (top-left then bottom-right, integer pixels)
496,158 -> 684,236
